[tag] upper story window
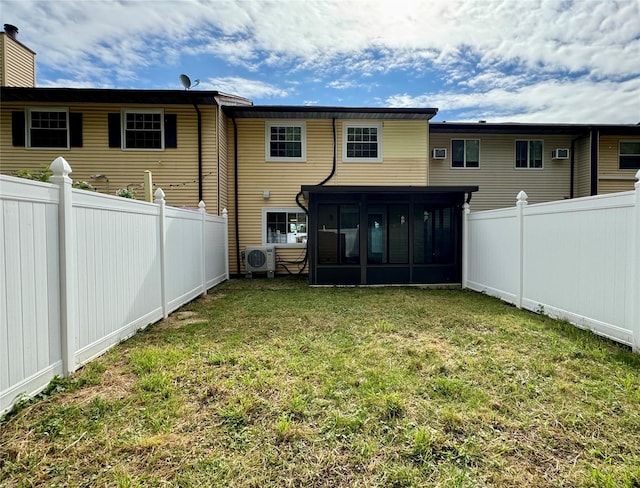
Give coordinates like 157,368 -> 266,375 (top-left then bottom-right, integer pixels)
266,122 -> 306,162
123,109 -> 164,150
343,122 -> 382,162
263,208 -> 307,245
451,139 -> 480,168
515,140 -> 543,169
27,107 -> 69,149
619,141 -> 640,169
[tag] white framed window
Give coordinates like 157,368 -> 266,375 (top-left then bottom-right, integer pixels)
342,121 -> 382,162
262,208 -> 307,246
619,141 -> 640,170
27,107 -> 69,149
451,139 -> 480,168
122,109 -> 164,150
266,122 -> 306,162
515,140 -> 543,169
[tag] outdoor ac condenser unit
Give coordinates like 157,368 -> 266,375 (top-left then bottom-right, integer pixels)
552,148 -> 569,160
432,148 -> 447,159
245,246 -> 276,278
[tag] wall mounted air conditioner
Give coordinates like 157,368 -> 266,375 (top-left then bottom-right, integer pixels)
245,245 -> 276,278
432,148 -> 447,159
552,148 -> 569,160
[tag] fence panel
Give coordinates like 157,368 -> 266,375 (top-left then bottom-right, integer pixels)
1,176 -> 63,413
466,207 -> 519,304
72,191 -> 163,365
1,158 -> 229,414
521,193 -> 636,345
164,206 -> 204,315
205,212 -> 229,288
465,181 -> 639,350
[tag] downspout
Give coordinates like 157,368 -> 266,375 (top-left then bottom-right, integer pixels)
295,117 -> 337,213
570,138 -> 576,199
289,117 -> 338,274
232,115 -> 241,277
191,98 -> 203,203
318,117 -> 338,187
216,104 -> 221,214
590,127 -> 599,196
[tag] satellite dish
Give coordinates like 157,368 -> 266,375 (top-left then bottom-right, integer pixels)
179,74 -> 201,90
179,74 -> 191,90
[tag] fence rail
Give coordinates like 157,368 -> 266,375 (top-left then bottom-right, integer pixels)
463,170 -> 640,351
1,157 -> 229,414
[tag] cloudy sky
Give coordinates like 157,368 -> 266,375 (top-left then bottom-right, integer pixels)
3,0 -> 639,123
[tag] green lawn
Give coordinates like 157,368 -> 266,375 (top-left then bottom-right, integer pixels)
2,278 -> 639,487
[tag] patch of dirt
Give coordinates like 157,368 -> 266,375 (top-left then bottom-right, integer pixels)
62,365 -> 135,407
154,310 -> 207,331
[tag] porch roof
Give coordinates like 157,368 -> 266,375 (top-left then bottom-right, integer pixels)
301,185 -> 479,202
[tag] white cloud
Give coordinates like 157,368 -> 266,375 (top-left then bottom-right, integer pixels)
200,76 -> 288,99
1,0 -> 638,121
327,80 -> 357,90
7,0 -> 638,78
387,77 -> 640,124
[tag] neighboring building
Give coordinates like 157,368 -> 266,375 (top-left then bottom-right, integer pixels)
429,122 -> 640,211
0,86 -> 251,213
2,24 -> 639,284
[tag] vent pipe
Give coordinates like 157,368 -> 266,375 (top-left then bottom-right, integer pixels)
4,24 -> 18,39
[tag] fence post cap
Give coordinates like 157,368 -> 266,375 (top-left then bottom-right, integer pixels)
50,156 -> 72,177
154,188 -> 165,201
634,169 -> 640,186
516,190 -> 528,204
198,200 -> 206,211
222,208 -> 228,217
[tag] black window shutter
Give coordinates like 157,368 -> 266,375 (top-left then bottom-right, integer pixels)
12,111 -> 26,147
108,113 -> 121,148
70,113 -> 83,147
164,113 -> 177,148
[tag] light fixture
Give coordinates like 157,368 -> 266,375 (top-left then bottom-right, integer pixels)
263,190 -> 271,199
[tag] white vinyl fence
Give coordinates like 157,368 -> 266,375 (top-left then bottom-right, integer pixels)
1,157 -> 229,414
463,170 -> 640,352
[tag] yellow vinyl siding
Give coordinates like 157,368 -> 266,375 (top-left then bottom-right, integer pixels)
226,118 -> 430,274
199,105 -> 219,211
574,134 -> 591,197
0,33 -> 36,87
597,135 -> 638,194
429,133 -> 573,211
333,120 -> 428,185
228,118 -> 332,274
218,107 -> 229,213
0,35 -> 3,85
0,102 -> 218,208
598,179 -> 636,194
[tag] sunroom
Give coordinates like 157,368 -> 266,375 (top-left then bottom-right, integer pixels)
302,185 -> 478,286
